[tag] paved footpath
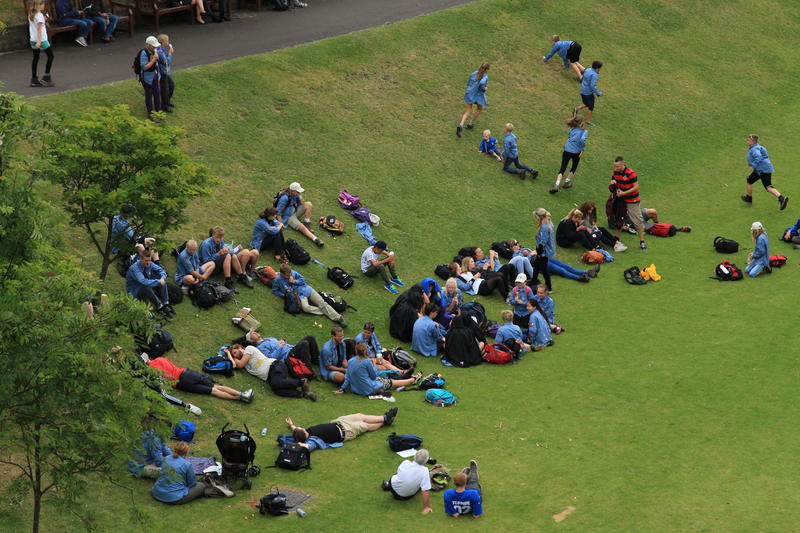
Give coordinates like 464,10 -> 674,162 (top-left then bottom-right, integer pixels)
0,0 -> 473,97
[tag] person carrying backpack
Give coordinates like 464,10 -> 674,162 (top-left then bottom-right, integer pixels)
741,135 -> 789,211
271,264 -> 347,327
746,221 -> 771,277
138,37 -> 163,121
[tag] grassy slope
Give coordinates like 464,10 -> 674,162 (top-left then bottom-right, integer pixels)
19,0 -> 800,531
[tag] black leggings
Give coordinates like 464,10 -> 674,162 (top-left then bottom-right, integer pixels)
31,46 -> 54,78
267,361 -> 303,398
258,230 -> 286,255
475,276 -> 507,299
289,335 -> 319,365
531,255 -> 552,291
559,151 -> 580,175
597,227 -> 618,246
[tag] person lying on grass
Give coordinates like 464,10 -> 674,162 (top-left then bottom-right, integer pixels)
147,355 -> 253,403
227,344 -> 317,401
286,408 -> 398,451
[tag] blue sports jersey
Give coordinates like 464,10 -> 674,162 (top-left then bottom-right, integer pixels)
443,488 -> 483,516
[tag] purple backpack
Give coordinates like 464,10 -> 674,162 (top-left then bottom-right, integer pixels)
338,190 -> 361,210
352,207 -> 373,223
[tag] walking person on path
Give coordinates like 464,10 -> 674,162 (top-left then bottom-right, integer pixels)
573,60 -> 603,126
741,134 -> 789,210
611,156 -> 647,250
27,0 -> 54,87
550,115 -> 587,193
541,35 -> 585,81
457,62 -> 490,138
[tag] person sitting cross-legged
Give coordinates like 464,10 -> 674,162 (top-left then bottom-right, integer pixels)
335,342 -> 421,398
271,264 -> 347,327
285,408 -> 398,451
443,460 -> 483,518
382,449 -> 434,515
411,303 -> 445,357
361,241 -> 405,294
198,226 -> 257,291
174,239 -> 215,287
353,322 -> 406,372
126,249 -> 174,318
227,344 -> 316,401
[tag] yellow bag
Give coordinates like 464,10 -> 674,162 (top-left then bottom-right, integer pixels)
641,264 -> 661,281
231,307 -> 261,331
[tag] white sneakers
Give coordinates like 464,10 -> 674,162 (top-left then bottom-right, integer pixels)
75,36 -> 88,47
613,241 -> 628,252
186,404 -> 202,416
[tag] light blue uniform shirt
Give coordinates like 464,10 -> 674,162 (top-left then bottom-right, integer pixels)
503,132 -> 519,159
564,127 -> 588,154
111,215 -> 135,254
536,223 -> 556,258
580,68 -> 602,96
252,338 -> 293,361
463,71 -> 489,106
270,270 -> 313,298
174,248 -> 204,284
543,40 -> 573,68
442,289 -> 464,313
528,310 -> 552,347
151,454 -> 196,503
475,257 -> 501,272
751,233 -> 770,267
354,331 -> 383,356
139,49 -> 159,85
319,338 -> 347,381
507,285 -> 534,317
411,315 -> 444,357
534,294 -> 555,323
125,260 -> 166,296
251,218 -> 281,249
275,193 -> 300,221
341,356 -> 381,396
747,144 -> 774,173
495,322 -> 523,345
198,236 -> 229,264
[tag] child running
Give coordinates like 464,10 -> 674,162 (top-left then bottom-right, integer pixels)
457,62 -> 490,138
574,60 -> 603,126
27,0 -> 54,87
478,130 -> 502,161
503,123 -> 538,180
551,115 -> 587,193
741,134 -> 789,210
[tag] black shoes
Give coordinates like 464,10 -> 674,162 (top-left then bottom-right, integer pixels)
456,125 -> 463,138
741,195 -> 752,204
384,407 -> 398,426
779,195 -> 789,210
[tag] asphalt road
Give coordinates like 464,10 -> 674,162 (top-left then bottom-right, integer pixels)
0,0 -> 474,97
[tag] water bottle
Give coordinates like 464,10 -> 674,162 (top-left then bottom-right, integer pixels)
296,508 -> 307,518
261,427 -> 268,437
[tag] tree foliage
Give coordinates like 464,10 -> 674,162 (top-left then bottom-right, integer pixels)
40,104 -> 214,281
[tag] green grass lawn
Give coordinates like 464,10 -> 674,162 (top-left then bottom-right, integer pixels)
13,0 -> 800,530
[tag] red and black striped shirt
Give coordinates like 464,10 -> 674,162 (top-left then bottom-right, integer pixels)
612,166 -> 640,203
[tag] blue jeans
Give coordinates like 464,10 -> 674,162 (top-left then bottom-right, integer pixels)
136,284 -> 169,309
91,14 -> 117,37
60,18 -> 92,39
547,258 -> 586,280
503,156 -> 532,175
745,260 -> 767,277
509,255 -> 533,279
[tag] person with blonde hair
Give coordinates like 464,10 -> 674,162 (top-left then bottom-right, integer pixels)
503,123 -> 538,179
457,62 -> 490,138
477,129 -> 502,161
741,134 -> 789,210
533,208 -> 592,283
175,239 -> 216,286
746,221 -> 771,277
27,0 -> 54,87
556,208 -> 599,251
551,115 -> 587,193
542,34 -> 585,80
440,278 -> 464,326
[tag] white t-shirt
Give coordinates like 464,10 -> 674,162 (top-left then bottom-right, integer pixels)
360,247 -> 380,273
29,12 -> 47,42
390,460 -> 431,497
243,346 -> 275,381
459,272 -> 482,292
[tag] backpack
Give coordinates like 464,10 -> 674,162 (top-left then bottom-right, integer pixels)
116,253 -> 137,278
481,343 -> 514,364
646,223 -> 678,237
337,190 -> 361,210
172,420 -> 196,442
166,281 -> 184,305
387,432 -> 423,452
623,266 -> 648,285
254,266 -> 277,286
136,325 -> 175,358
259,488 -> 289,516
386,348 -> 416,371
770,254 -> 788,267
713,260 -> 743,281
351,207 -> 374,224
318,291 -> 356,313
275,443 -> 311,470
285,239 -> 310,265
462,301 -> 487,331
581,250 -> 605,264
457,246 -> 477,258
202,354 -> 234,377
318,215 -> 345,234
191,280 -> 231,309
714,236 -> 739,253
429,464 -> 452,491
271,188 -> 288,207
283,287 -> 303,315
327,266 -> 355,290
425,388 -> 456,407
491,241 -> 514,260
416,373 -> 446,390
286,356 -> 314,379
131,48 -> 150,80
434,264 -> 450,280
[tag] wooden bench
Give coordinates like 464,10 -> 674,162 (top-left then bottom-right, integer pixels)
107,0 -> 136,38
23,0 -> 95,45
134,0 -> 194,32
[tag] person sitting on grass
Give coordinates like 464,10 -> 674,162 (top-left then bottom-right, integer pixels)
478,129 -> 502,161
494,309 -> 530,355
274,181 -> 324,248
578,200 -> 627,252
320,326 -> 349,384
533,284 -> 563,334
226,344 -> 317,401
335,342 -> 421,397
151,442 -> 233,504
198,226 -> 256,291
746,221 -> 771,277
174,239 -> 216,287
507,273 -> 534,328
444,460 -> 483,518
240,330 -> 319,366
361,241 -> 405,294
556,208 -> 598,250
411,303 -> 445,357
473,247 -> 515,288
780,216 -> 800,249
382,449 -> 434,515
271,264 -> 347,327
251,206 -> 289,263
147,355 -> 253,403
285,408 -> 398,451
353,322 -> 405,372
126,249 -> 174,318
440,278 -> 464,326
128,429 -> 171,478
502,123 -> 538,180
526,299 -> 554,350
112,203 -> 160,262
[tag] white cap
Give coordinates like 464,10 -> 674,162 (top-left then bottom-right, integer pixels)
145,36 -> 160,48
289,182 -> 304,193
515,273 -> 527,283
751,221 -> 764,231
245,331 -> 256,342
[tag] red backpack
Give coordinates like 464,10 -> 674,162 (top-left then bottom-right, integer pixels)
481,343 -> 514,365
646,223 -> 677,237
714,260 -> 743,281
769,255 -> 788,267
286,356 -> 314,379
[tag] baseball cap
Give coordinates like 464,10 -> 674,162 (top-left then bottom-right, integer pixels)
288,182 -> 304,193
515,273 -> 527,283
145,36 -> 160,47
751,221 -> 763,231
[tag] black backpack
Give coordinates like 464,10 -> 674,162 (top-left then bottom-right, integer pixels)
116,253 -> 137,278
491,241 -> 514,260
166,281 -> 183,305
275,443 -> 311,470
318,291 -> 356,313
283,287 -> 302,314
387,432 -> 423,452
135,325 -> 175,358
285,240 -> 310,265
191,280 -> 233,309
457,246 -> 477,258
327,266 -> 354,289
714,236 -> 739,254
259,488 -> 289,516
202,354 -> 234,377
434,264 -> 450,280
271,188 -> 288,208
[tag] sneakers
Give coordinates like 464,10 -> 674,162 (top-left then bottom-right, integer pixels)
224,278 -> 235,291
186,403 -> 202,416
779,195 -> 789,210
158,305 -> 175,318
640,241 -> 648,251
75,36 -> 88,47
625,226 -> 637,235
549,185 -> 559,194
314,238 -> 325,248
304,391 -> 317,402
585,121 -> 595,126
577,273 -> 590,283
337,318 -> 348,328
384,284 -> 398,294
240,389 -> 254,403
30,78 -> 43,87
613,241 -> 628,252
381,480 -> 391,491
456,124 -> 463,138
383,407 -> 398,426
469,460 -> 479,477
562,179 -> 572,189
390,277 -> 405,287
572,106 -> 579,117
238,273 -> 254,289
466,122 -> 474,130
529,169 -> 539,179
741,195 -> 753,204
587,265 -> 600,278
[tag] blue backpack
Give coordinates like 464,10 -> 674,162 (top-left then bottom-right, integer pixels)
283,287 -> 302,314
202,354 -> 234,377
425,388 -> 456,407
172,420 -> 196,442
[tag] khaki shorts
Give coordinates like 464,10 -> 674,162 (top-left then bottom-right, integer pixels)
626,202 -> 644,230
287,203 -> 307,230
332,414 -> 370,441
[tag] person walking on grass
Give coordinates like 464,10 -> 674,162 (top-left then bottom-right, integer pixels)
741,134 -> 789,210
27,0 -> 55,87
503,123 -> 539,180
457,62 -> 490,138
611,156 -> 647,250
551,115 -> 587,193
573,60 -> 603,126
542,35 -> 585,81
